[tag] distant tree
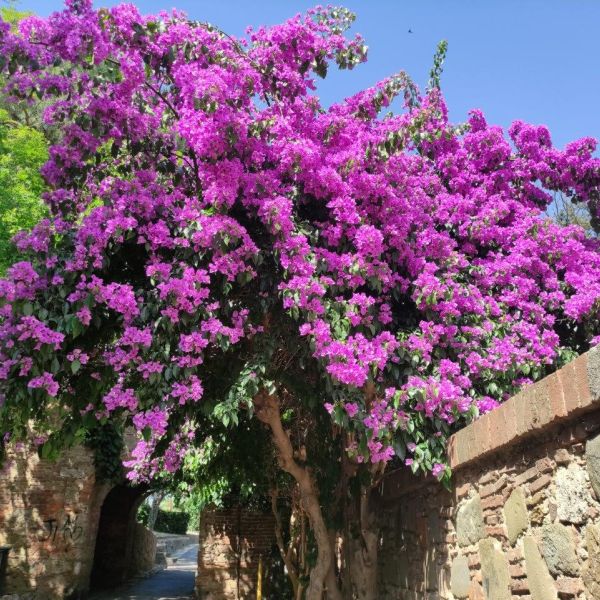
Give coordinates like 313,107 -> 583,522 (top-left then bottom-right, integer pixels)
0,109 -> 47,274
0,6 -> 48,274
550,191 -> 598,236
146,491 -> 166,530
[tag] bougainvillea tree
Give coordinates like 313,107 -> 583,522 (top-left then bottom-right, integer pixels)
1,2 -> 600,597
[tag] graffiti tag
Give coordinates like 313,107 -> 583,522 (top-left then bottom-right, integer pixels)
40,514 -> 84,542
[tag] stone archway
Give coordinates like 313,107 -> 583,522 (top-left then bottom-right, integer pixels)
89,483 -> 148,591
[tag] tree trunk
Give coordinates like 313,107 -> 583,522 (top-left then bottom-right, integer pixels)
325,529 -> 343,600
343,485 -> 379,600
147,491 -> 165,531
254,390 -> 340,600
270,487 -> 299,598
339,379 -> 380,600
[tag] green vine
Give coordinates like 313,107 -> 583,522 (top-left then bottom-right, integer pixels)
85,423 -> 125,483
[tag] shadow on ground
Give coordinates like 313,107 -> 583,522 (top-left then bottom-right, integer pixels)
89,544 -> 197,600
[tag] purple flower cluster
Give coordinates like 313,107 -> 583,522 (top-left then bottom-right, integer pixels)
0,3 -> 599,478
27,372 -> 59,397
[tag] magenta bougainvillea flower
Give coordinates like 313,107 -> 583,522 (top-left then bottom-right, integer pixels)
0,1 -> 599,483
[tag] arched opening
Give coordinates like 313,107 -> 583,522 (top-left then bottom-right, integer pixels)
89,484 -> 148,591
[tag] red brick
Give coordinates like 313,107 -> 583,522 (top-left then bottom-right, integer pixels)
532,378 -> 554,428
555,577 -> 584,597
480,474 -> 507,498
548,372 -> 568,421
467,414 -> 490,461
448,436 -> 459,470
460,425 -> 478,466
572,353 -> 592,409
514,388 -> 537,439
511,578 -> 530,594
515,465 -> 539,486
507,548 -> 523,563
468,553 -> 481,569
481,494 -> 504,511
535,457 -> 554,474
485,526 -> 506,539
479,471 -> 496,485
529,474 -> 552,495
491,400 -> 518,449
559,362 -> 581,415
509,564 -> 526,578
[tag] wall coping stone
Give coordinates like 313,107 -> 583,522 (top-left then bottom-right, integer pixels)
447,346 -> 600,470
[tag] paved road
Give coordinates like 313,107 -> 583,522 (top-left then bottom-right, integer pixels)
90,544 -> 197,600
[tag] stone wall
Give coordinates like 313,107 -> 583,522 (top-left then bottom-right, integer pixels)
378,346 -> 600,599
0,443 -> 107,599
196,508 -> 276,599
128,523 -> 158,579
0,443 -> 150,599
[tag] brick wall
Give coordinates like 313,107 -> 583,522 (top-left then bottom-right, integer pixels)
0,444 -> 108,599
196,508 -> 276,599
378,346 -> 600,599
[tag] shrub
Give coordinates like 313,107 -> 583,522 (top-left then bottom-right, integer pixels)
138,504 -> 190,535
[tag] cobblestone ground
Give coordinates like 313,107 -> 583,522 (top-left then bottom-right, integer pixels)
90,544 -> 197,600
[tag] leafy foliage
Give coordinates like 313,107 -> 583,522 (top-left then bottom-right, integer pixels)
85,422 -> 125,482
137,503 -> 190,534
0,0 -> 599,494
0,7 -> 48,275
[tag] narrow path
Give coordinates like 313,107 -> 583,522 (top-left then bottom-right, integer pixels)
90,544 -> 197,600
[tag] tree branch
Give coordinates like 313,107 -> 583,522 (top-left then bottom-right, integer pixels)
254,389 -> 340,600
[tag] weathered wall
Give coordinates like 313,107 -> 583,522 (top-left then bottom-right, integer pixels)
378,346 -> 600,599
0,443 -> 108,599
128,522 -> 158,579
196,508 -> 276,599
0,443 -> 149,599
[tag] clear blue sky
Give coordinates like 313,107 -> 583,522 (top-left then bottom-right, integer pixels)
14,0 -> 600,149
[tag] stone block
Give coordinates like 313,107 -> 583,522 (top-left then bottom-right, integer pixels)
582,524 -> 600,599
450,555 -> 470,598
539,524 -> 579,577
585,432 -> 600,501
129,523 -> 157,577
589,345 -> 600,402
479,538 -> 510,600
555,465 -> 590,525
523,535 -> 558,600
504,487 -> 528,545
456,495 -> 485,547
554,448 -> 570,465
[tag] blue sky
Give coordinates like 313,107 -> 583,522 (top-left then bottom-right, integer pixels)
14,0 -> 600,149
